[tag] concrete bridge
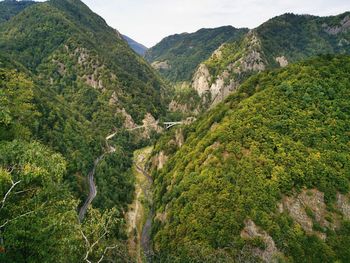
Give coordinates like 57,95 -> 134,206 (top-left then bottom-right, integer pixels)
163,121 -> 183,129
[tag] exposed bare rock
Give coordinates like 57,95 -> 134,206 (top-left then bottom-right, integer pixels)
240,50 -> 265,72
281,190 -> 317,233
84,73 -> 104,90
337,193 -> 350,220
210,44 -> 224,60
323,15 -> 350,35
151,60 -> 171,70
183,117 -> 197,125
175,128 -> 184,148
210,77 -> 239,106
109,91 -> 119,105
116,108 -> 137,130
169,100 -> 190,113
141,113 -> 163,138
155,211 -> 167,223
275,56 -> 289,67
152,151 -> 168,171
279,189 -> 341,239
191,32 -> 265,107
77,48 -> 89,65
192,64 -> 211,96
241,219 -> 279,262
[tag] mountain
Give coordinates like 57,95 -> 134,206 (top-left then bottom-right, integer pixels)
122,34 -> 148,56
191,12 -> 350,108
145,26 -> 249,83
0,0 -> 169,261
149,55 -> 350,262
0,0 -> 36,23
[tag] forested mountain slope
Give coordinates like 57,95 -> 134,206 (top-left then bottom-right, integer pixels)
145,26 -> 248,83
150,55 -> 350,262
0,0 -> 169,261
192,12 -> 350,108
0,0 -> 36,23
122,34 -> 148,56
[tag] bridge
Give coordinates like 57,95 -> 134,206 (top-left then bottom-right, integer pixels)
163,121 -> 183,129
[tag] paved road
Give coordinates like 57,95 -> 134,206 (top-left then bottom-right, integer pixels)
78,154 -> 104,222
78,132 -> 116,222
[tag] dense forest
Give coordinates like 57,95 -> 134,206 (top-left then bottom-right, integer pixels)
150,55 -> 350,262
195,12 -> 350,108
0,0 -> 168,261
145,26 -> 248,83
1,0 -> 350,262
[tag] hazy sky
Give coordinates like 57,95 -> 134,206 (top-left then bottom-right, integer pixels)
45,0 -> 350,47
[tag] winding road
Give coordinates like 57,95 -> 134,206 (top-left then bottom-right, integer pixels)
78,133 -> 116,222
78,119 -> 188,222
78,125 -> 155,222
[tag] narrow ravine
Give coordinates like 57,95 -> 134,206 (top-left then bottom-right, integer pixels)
126,147 -> 154,263
78,123 -> 160,222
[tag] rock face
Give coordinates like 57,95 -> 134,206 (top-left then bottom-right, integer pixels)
323,15 -> 350,35
192,64 -> 211,97
116,108 -> 137,130
192,63 -> 239,106
337,193 -> 350,219
279,189 -> 349,240
275,56 -> 289,67
141,113 -> 163,137
175,128 -> 184,148
241,219 -> 279,262
191,32 -> 266,107
152,151 -> 168,171
151,60 -> 171,70
168,100 -> 200,115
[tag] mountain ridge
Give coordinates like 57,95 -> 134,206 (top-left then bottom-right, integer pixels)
122,34 -> 148,56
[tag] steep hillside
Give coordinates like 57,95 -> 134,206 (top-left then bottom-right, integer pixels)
0,1 -> 169,261
150,56 -> 350,262
0,0 -> 36,23
145,26 -> 248,83
123,34 -> 148,56
0,0 -> 169,196
192,12 -> 350,108
0,0 -> 167,122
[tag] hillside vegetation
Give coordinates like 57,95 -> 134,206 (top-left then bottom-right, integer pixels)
150,56 -> 350,262
145,26 -> 248,83
0,0 -> 36,23
193,12 -> 350,108
0,0 -> 169,261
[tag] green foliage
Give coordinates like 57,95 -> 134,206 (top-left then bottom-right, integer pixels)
0,0 -> 169,261
258,12 -> 350,65
0,67 -> 38,140
145,26 -> 248,82
0,0 -> 168,208
151,55 -> 350,261
0,0 -> 168,123
0,0 -> 36,23
199,12 -> 350,107
0,140 -> 83,262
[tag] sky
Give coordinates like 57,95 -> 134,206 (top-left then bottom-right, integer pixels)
40,0 -> 350,47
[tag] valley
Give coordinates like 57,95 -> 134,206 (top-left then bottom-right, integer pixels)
126,147 -> 154,263
0,0 -> 350,262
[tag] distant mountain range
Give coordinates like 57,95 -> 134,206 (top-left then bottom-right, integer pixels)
149,12 -> 350,115
145,26 -> 248,82
122,34 -> 148,56
1,0 -> 350,262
